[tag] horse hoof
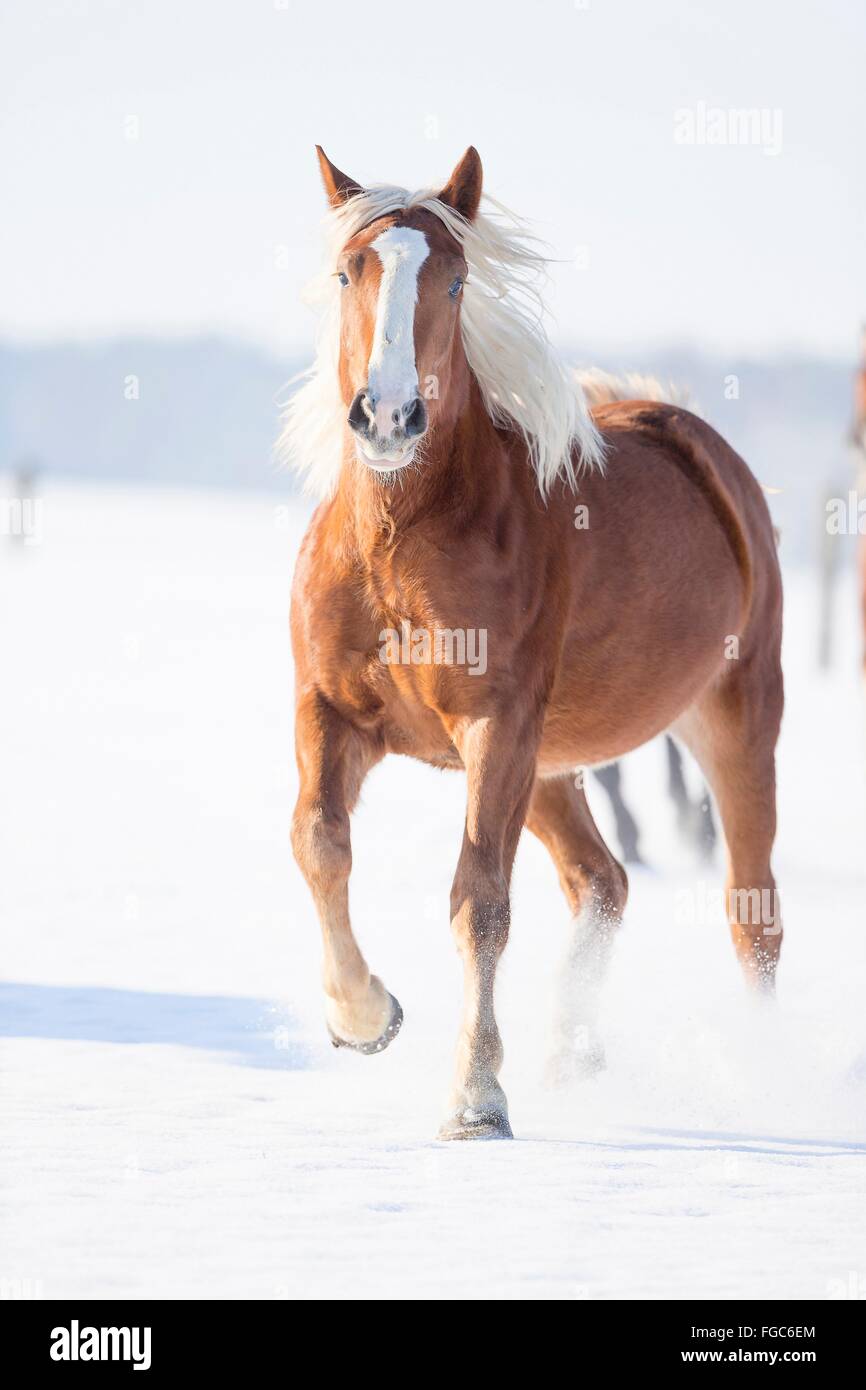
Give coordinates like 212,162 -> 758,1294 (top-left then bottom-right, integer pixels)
327,992 -> 403,1055
437,1107 -> 513,1141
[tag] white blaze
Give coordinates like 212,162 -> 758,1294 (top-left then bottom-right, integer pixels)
367,226 -> 429,437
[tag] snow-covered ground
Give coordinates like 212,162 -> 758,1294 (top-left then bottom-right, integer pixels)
2,482 -> 865,1301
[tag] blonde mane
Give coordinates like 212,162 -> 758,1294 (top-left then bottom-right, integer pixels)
279,183 -> 605,497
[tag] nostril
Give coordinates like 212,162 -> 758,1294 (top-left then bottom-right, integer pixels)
403,396 -> 428,439
392,409 -> 401,427
347,389 -> 370,435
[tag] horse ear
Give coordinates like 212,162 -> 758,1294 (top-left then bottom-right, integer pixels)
438,147 -> 483,221
315,146 -> 363,208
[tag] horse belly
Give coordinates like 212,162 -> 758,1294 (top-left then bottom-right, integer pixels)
537,573 -> 739,775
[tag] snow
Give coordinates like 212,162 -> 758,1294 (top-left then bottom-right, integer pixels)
2,482 -> 865,1301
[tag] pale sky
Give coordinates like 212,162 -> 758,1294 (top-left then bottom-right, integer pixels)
1,0 -> 863,359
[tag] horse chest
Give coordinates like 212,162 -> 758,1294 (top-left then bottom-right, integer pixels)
339,581 -> 497,763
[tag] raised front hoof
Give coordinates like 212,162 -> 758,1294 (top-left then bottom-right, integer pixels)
328,992 -> 403,1055
438,1107 -> 513,1142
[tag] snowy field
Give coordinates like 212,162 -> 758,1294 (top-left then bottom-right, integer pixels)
2,481 -> 866,1302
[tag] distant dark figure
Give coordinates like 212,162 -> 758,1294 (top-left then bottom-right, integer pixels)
664,736 -> 717,860
591,761 -> 643,864
591,736 -> 716,865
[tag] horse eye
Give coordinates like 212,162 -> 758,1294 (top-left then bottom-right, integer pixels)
337,271 -> 349,288
448,277 -> 463,299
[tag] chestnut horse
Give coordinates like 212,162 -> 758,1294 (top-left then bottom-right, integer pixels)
284,147 -> 783,1140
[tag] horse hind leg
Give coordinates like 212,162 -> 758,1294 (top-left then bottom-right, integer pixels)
673,655 -> 784,993
526,774 -> 628,1080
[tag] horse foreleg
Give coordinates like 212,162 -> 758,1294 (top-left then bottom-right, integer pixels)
438,714 -> 540,1141
291,692 -> 401,1052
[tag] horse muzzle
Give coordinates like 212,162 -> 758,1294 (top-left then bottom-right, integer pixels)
347,388 -> 428,468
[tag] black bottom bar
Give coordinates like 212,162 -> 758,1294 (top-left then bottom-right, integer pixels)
2,1298 -> 859,1374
